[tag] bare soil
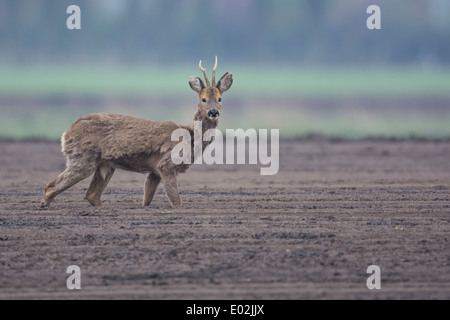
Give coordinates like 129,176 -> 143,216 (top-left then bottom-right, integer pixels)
0,138 -> 449,299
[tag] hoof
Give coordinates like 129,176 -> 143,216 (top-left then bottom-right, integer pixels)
40,198 -> 51,208
85,196 -> 102,207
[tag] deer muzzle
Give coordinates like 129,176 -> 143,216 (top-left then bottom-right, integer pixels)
208,109 -> 220,119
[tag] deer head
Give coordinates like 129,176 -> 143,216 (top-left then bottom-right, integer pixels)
189,56 -> 233,120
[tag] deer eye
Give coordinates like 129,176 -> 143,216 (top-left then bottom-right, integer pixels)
202,98 -> 206,103
218,98 -> 222,102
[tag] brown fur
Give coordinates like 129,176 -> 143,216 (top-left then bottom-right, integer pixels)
41,59 -> 233,208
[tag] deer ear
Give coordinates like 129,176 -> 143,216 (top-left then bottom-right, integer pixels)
216,72 -> 233,93
189,76 -> 204,93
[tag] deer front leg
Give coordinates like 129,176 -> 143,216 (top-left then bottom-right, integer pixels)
161,171 -> 181,208
143,172 -> 161,207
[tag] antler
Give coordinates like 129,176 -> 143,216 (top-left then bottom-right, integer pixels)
199,60 -> 211,87
212,56 -> 218,87
199,56 -> 218,87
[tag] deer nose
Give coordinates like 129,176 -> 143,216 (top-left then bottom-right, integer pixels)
208,109 -> 220,118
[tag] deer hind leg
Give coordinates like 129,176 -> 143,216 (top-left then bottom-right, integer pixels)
41,159 -> 97,207
160,171 -> 181,208
143,172 -> 162,207
85,162 -> 115,207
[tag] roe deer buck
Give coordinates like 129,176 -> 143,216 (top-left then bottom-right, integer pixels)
40,57 -> 233,208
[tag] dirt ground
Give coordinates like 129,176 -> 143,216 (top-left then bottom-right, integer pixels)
0,138 -> 449,299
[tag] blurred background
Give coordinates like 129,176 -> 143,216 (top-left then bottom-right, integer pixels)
0,0 -> 449,139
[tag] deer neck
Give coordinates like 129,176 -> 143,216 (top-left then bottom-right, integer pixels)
192,109 -> 219,133
191,109 -> 219,152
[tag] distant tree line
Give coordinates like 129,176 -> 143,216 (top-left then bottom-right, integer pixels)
0,0 -> 449,66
